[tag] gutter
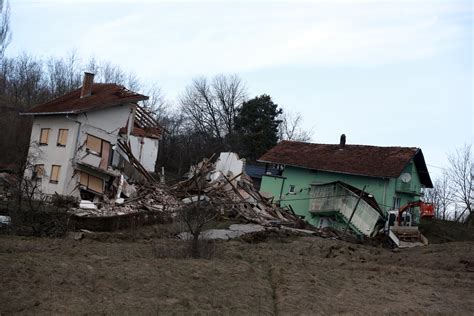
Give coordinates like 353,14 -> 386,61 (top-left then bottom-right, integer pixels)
20,111 -> 76,116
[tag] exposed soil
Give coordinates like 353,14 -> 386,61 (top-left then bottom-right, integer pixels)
419,218 -> 474,244
1,229 -> 473,315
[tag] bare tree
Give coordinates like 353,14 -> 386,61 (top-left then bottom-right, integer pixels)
10,144 -> 47,230
46,52 -> 82,97
141,83 -> 167,119
85,57 -> 141,90
179,74 -> 246,142
177,201 -> 217,258
424,172 -> 453,220
447,144 -> 473,225
278,110 -> 313,142
0,0 -> 11,59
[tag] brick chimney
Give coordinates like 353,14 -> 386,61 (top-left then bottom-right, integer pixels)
80,72 -> 95,98
340,134 -> 346,147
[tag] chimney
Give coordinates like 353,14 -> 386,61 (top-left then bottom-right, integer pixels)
340,134 -> 346,147
80,72 -> 95,98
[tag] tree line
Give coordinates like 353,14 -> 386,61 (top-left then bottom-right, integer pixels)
423,144 -> 473,226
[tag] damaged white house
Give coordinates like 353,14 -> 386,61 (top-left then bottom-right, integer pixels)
22,72 -> 163,201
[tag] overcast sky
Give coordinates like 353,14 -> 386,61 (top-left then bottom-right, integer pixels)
7,0 -> 473,178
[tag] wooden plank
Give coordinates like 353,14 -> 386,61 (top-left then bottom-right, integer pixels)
86,134 -> 102,154
99,141 -> 110,170
88,175 -> 104,193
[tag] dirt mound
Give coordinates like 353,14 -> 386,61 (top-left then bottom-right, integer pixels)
419,218 -> 474,244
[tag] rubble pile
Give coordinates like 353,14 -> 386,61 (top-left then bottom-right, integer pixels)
73,184 -> 182,218
172,153 -> 305,227
72,151 -> 306,230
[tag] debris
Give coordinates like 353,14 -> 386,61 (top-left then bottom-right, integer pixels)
79,200 -> 97,210
0,215 -> 11,226
73,232 -> 85,240
182,195 -> 210,204
172,152 -> 306,227
71,183 -> 181,218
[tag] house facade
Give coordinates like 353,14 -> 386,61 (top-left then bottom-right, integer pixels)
22,72 -> 162,201
258,136 -> 433,227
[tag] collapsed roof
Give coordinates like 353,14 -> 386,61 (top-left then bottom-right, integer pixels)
258,140 -> 433,188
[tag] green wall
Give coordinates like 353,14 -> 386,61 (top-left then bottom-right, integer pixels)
259,161 -> 423,226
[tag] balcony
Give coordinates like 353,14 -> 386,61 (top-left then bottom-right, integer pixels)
395,181 -> 421,196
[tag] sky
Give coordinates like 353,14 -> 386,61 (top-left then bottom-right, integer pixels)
7,0 -> 473,179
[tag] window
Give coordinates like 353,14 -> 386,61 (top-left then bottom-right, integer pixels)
50,165 -> 61,183
57,129 -> 68,147
288,184 -> 296,194
79,171 -> 104,194
33,164 -> 44,179
393,197 -> 401,209
86,134 -> 105,156
39,128 -> 50,145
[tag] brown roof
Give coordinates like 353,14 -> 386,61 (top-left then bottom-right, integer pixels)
23,84 -> 148,114
258,140 -> 433,187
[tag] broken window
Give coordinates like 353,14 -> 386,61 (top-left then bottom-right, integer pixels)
79,171 -> 104,194
33,164 -> 44,179
39,128 -> 50,145
50,165 -> 61,183
57,129 -> 68,147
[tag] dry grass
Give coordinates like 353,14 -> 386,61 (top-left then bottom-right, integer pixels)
0,231 -> 473,315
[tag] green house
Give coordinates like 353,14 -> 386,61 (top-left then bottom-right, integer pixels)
258,137 -> 433,227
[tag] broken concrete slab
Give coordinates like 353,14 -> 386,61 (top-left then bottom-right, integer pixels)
177,223 -> 265,241
79,200 -> 97,210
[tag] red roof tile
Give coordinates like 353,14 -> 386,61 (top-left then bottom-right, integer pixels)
258,140 -> 433,187
24,83 -> 148,114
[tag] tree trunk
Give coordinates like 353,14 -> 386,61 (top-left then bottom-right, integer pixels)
191,233 -> 200,258
465,212 -> 474,228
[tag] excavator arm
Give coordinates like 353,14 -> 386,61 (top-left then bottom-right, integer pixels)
398,201 -> 435,225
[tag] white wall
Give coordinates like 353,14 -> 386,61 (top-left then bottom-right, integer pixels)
75,104 -> 134,170
27,115 -> 79,197
129,135 -> 159,172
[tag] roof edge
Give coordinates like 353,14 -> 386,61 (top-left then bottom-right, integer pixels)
257,159 -> 394,179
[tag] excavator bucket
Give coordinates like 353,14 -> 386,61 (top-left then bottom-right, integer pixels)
420,203 -> 435,219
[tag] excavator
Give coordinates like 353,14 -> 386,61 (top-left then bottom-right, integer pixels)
384,201 -> 435,248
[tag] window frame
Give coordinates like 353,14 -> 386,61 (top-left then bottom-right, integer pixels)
57,128 -> 69,147
393,197 -> 401,209
79,171 -> 104,194
50,165 -> 61,184
39,128 -> 50,146
86,134 -> 109,157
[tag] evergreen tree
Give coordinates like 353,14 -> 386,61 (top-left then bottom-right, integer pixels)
234,94 -> 282,162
